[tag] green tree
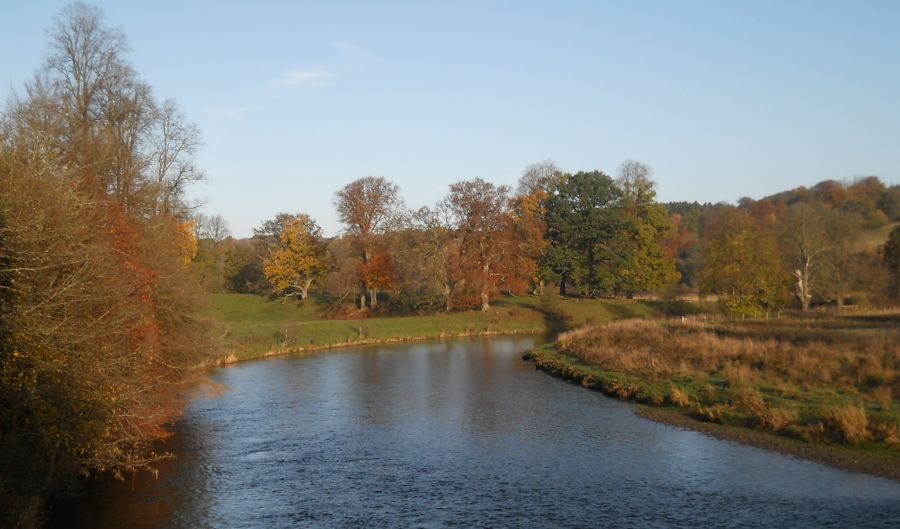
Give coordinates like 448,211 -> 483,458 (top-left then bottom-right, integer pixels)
543,170 -> 628,296
616,160 -> 679,296
884,225 -> 900,300
698,208 -> 785,315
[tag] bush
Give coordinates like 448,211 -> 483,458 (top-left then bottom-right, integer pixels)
823,405 -> 870,444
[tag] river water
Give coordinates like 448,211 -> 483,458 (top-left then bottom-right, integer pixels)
54,335 -> 899,528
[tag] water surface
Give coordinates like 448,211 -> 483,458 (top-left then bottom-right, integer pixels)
56,336 -> 900,528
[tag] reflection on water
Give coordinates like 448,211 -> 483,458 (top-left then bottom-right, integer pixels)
53,335 -> 900,528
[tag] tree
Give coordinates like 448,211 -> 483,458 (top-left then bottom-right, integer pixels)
543,170 -> 628,297
514,160 -> 562,295
616,160 -> 679,297
698,208 -> 785,315
263,214 -> 329,300
0,5 -> 210,523
883,225 -> 900,300
254,212 -> 299,243
444,178 -> 515,311
150,99 -> 205,216
334,176 -> 402,309
776,202 -> 830,311
517,159 -> 565,196
398,206 -> 466,312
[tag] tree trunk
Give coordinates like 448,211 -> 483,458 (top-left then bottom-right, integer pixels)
444,284 -> 452,312
369,287 -> 378,309
793,267 -> 811,311
559,275 -> 567,296
359,292 -> 366,309
299,278 -> 312,301
480,290 -> 490,312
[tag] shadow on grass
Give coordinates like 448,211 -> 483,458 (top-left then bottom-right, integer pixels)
640,299 -> 704,317
537,295 -> 575,333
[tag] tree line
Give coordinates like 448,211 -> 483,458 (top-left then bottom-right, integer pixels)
0,4 -> 211,526
194,159 -> 684,314
197,170 -> 900,316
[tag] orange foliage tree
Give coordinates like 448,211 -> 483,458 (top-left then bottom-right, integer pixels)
262,214 -> 329,300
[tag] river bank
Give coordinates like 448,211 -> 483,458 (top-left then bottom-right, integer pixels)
524,314 -> 900,481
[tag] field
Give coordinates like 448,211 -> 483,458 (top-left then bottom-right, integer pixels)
202,293 -> 543,361
201,292 -> 693,362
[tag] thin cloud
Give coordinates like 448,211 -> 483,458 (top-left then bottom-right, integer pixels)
206,106 -> 257,119
275,68 -> 333,87
337,42 -> 379,66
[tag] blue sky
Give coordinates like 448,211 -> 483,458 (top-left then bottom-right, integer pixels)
3,1 -> 899,237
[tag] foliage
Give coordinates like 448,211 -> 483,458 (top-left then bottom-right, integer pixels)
444,178 -> 522,310
884,226 -> 900,299
0,5 -> 211,524
543,170 -> 629,296
334,176 -> 403,309
616,161 -> 679,296
698,207 -> 786,314
262,214 -> 329,300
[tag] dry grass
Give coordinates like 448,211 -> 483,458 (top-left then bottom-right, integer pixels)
548,313 -> 900,448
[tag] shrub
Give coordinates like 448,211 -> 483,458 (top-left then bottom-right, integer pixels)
822,405 -> 870,444
760,407 -> 797,432
667,386 -> 691,407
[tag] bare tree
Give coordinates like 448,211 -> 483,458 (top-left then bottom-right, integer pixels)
410,205 -> 466,311
518,159 -> 564,196
617,159 -> 656,208
777,203 -> 830,311
205,214 -> 230,242
150,99 -> 204,216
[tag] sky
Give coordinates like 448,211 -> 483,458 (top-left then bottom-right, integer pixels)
2,1 -> 899,237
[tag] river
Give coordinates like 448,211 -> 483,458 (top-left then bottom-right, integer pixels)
53,335 -> 900,528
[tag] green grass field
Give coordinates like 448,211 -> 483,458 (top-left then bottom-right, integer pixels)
855,221 -> 898,252
204,293 -> 547,361
202,292 -> 692,362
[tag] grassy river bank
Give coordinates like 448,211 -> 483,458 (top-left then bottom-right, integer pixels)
524,313 -> 900,480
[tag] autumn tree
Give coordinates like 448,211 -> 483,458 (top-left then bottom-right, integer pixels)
698,207 -> 785,315
0,5 -> 210,523
514,160 -> 562,295
616,160 -> 679,297
262,214 -> 329,301
444,178 -> 516,311
334,176 -> 402,309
